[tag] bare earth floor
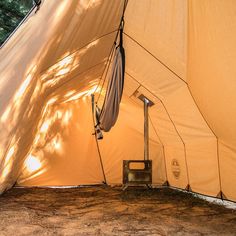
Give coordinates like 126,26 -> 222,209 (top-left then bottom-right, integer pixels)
0,186 -> 236,236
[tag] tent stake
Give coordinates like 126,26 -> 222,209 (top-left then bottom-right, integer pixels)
144,98 -> 149,160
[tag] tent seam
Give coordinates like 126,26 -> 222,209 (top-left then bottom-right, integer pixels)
186,1 -> 222,198
123,32 -> 187,85
187,85 -> 222,198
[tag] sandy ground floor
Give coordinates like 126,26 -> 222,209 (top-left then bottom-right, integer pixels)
0,186 -> 236,235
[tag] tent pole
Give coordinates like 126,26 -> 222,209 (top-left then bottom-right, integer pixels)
144,98 -> 149,160
91,94 -> 107,184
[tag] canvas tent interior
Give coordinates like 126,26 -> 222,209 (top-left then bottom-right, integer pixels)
0,0 -> 236,202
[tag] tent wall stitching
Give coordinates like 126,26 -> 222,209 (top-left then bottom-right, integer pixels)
187,85 -> 223,198
128,85 -> 141,98
123,32 -> 187,84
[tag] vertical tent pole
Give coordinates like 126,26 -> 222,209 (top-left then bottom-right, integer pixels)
144,98 -> 149,160
91,94 -> 107,184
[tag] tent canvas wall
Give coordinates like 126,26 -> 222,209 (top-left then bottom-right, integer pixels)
0,0 -> 236,202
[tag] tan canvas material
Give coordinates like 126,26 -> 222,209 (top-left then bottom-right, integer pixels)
0,0 -> 235,201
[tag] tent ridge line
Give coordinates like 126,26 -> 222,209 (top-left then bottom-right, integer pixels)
125,72 -> 191,189
123,32 -> 187,85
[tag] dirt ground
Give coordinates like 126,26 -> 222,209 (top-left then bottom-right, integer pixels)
0,186 -> 236,236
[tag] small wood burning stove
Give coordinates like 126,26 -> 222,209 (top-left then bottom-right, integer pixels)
123,160 -> 152,185
123,94 -> 154,189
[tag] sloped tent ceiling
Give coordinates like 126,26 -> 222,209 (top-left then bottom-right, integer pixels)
0,0 -> 235,202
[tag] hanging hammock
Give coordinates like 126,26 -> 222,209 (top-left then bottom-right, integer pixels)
96,21 -> 125,132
